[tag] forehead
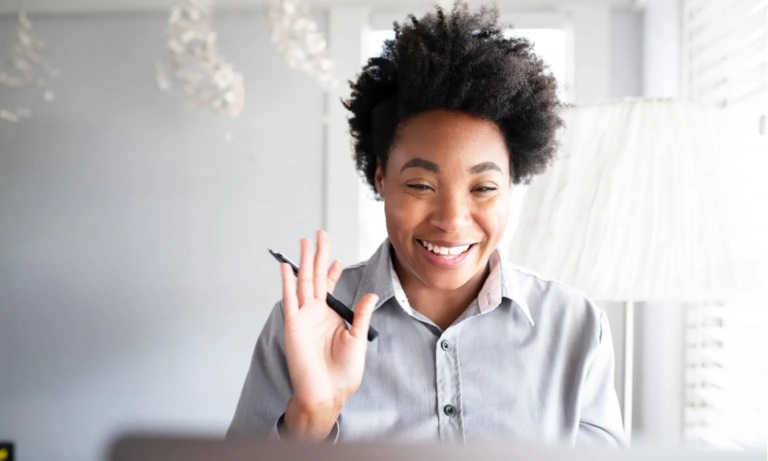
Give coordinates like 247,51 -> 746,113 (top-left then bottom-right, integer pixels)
389,109 -> 509,173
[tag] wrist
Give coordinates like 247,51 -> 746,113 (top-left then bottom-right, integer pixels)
283,397 -> 344,442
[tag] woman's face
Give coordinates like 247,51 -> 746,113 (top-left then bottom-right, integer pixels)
375,109 -> 512,292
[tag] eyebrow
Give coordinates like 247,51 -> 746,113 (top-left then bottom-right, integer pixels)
468,161 -> 503,174
399,158 -> 503,175
400,158 -> 440,173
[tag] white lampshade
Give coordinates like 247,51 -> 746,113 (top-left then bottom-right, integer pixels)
508,99 -> 767,303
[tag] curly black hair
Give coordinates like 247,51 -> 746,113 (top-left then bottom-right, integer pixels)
342,1 -> 564,199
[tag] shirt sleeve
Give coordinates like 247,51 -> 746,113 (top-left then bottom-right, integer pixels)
272,412 -> 340,442
226,300 -> 340,442
575,308 -> 628,446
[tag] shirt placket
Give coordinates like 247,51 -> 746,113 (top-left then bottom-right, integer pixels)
435,324 -> 465,442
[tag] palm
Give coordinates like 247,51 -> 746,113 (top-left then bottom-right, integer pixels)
284,299 -> 361,405
280,231 -> 378,411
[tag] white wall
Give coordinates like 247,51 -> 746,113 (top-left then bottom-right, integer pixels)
643,0 -> 681,97
0,11 -> 325,461
566,5 -> 612,104
631,0 -> 685,444
325,5 -> 371,267
611,7 -> 643,98
565,5 -> 644,104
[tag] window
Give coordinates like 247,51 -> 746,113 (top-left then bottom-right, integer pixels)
681,0 -> 768,450
682,0 -> 767,133
685,303 -> 768,449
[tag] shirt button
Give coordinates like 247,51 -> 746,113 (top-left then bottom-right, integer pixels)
443,404 -> 456,417
440,340 -> 450,351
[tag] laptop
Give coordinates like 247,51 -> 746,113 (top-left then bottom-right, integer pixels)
109,434 -> 765,461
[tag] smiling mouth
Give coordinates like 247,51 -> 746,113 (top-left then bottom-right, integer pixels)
416,239 -> 476,258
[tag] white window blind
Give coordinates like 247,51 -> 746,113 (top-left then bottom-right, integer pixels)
684,303 -> 768,449
682,0 -> 768,131
682,0 -> 768,450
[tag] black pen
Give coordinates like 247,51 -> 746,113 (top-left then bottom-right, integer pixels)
269,249 -> 379,342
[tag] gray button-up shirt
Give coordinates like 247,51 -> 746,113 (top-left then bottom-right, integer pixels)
228,238 -> 626,446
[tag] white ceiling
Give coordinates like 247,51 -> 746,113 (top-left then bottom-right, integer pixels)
0,0 -> 636,14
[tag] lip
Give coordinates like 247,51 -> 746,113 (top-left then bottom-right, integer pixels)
417,239 -> 477,248
415,239 -> 477,269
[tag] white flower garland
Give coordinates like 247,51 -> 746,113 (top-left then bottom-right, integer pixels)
0,12 -> 59,122
157,0 -> 245,118
268,0 -> 337,90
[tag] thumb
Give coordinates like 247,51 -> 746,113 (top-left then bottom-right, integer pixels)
349,293 -> 378,340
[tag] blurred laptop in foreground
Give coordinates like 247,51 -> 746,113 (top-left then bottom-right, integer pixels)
110,434 -> 765,461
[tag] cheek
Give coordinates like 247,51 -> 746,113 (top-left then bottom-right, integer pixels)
475,195 -> 511,234
384,194 -> 428,236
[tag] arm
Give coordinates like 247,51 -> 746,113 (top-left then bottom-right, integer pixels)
575,309 -> 627,446
227,300 -> 294,439
226,301 -> 341,442
227,231 -> 377,442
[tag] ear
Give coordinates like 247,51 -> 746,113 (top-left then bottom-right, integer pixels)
374,159 -> 385,198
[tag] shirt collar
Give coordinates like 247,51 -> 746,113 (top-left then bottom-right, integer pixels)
352,237 -> 534,327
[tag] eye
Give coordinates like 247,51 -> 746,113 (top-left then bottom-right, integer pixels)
407,184 -> 433,191
473,186 -> 497,193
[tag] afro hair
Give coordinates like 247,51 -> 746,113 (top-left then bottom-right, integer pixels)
342,1 -> 564,198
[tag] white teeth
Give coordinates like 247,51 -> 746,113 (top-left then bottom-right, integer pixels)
419,240 -> 472,256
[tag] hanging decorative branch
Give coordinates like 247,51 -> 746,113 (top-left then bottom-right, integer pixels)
268,0 -> 337,90
157,0 -> 245,117
0,11 -> 59,123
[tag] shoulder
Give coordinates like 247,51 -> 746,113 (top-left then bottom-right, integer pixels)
503,260 -> 605,346
332,259 -> 369,306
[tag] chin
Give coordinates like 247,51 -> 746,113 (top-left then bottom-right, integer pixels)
421,272 -> 474,291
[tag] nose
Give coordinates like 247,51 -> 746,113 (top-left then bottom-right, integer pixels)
428,191 -> 473,234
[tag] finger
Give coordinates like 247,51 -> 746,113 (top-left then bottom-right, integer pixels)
349,294 -> 378,340
314,230 -> 329,299
327,260 -> 343,294
281,263 -> 299,319
297,238 -> 314,306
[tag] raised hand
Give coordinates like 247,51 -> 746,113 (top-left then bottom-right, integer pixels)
280,230 -> 378,441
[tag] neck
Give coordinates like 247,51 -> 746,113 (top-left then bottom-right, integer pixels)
391,246 -> 491,331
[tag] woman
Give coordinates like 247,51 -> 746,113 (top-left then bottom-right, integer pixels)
228,2 -> 625,446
